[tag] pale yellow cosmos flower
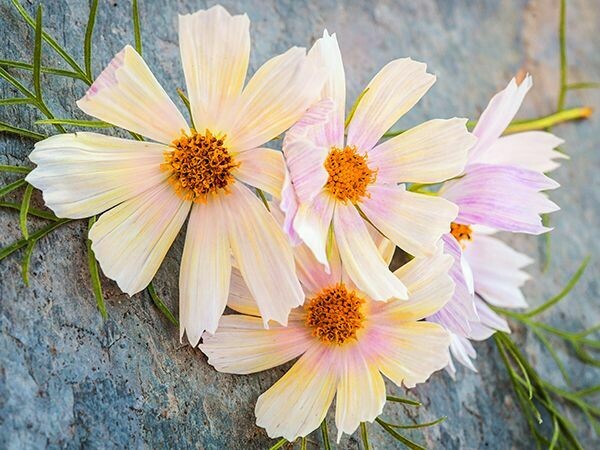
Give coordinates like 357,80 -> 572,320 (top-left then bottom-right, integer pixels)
25,5 -> 325,345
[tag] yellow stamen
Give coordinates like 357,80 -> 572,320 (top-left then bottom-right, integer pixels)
162,129 -> 239,203
305,283 -> 365,345
324,146 -> 376,203
450,222 -> 473,244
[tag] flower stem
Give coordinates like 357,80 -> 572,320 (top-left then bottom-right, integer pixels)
503,107 -> 592,134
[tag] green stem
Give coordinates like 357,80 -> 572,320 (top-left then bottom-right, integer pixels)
87,216 -> 108,320
320,420 -> 331,450
0,201 -> 58,221
360,422 -> 371,450
147,282 -> 178,327
0,219 -> 70,260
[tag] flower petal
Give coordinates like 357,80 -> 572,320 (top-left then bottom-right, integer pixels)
347,58 -> 435,152
233,147 -> 285,199
228,267 -> 261,316
333,203 -> 408,301
229,47 -> 325,152
441,164 -> 559,234
368,118 -> 474,184
463,235 -> 532,308
448,333 -> 478,375
178,5 -> 250,133
200,315 -> 312,374
361,183 -> 458,257
469,75 -> 532,164
470,298 -> 511,338
222,183 -> 304,326
480,131 -> 567,173
179,201 -> 231,346
89,182 -> 191,295
255,345 -> 337,441
307,30 -> 346,147
76,45 -> 189,143
26,132 -> 168,219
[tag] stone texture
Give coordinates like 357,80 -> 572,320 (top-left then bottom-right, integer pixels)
1,0 -> 599,448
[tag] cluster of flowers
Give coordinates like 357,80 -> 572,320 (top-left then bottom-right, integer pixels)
25,5 -> 564,442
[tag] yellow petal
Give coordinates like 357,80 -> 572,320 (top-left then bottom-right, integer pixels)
233,147 -> 285,199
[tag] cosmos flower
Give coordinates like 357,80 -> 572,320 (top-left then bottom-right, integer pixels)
200,211 -> 453,442
429,75 -> 564,374
280,31 -> 475,302
25,5 -> 326,345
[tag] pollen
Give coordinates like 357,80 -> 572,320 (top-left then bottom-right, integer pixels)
324,146 -> 376,203
162,130 -> 239,203
305,283 -> 365,345
450,222 -> 473,244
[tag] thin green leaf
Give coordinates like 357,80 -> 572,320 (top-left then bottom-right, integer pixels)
0,66 -> 36,99
132,0 -> 143,55
19,183 -> 33,239
21,239 -> 35,286
0,219 -> 70,261
10,0 -> 89,83
0,201 -> 58,221
320,419 -> 331,450
0,120 -> 46,140
0,165 -> 31,174
35,118 -> 112,128
576,385 -> 600,397
376,418 -> 426,450
386,396 -> 421,407
257,188 -> 270,211
530,327 -> 571,385
176,88 -> 194,127
0,59 -> 85,81
147,282 -> 178,326
0,98 -> 33,106
87,216 -> 108,320
566,82 -> 600,90
33,6 -> 43,100
549,416 -> 560,450
360,422 -> 371,450
268,438 -> 287,450
345,88 -> 369,129
525,256 -> 590,317
384,416 -> 447,430
300,437 -> 307,450
0,178 -> 26,198
84,0 -> 99,80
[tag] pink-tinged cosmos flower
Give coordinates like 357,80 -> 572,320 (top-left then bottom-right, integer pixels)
428,75 -> 564,374
280,31 -> 475,302
200,214 -> 453,442
25,5 -> 326,346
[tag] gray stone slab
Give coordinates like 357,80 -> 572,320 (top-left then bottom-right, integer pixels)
1,0 -> 599,448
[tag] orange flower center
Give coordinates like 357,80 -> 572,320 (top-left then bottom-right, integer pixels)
450,222 -> 473,243
324,146 -> 376,203
305,283 -> 365,345
162,130 -> 239,203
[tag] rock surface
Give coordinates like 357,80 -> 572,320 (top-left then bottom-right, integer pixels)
1,0 -> 599,448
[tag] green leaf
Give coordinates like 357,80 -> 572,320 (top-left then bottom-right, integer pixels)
345,87 -> 369,129
10,0 -> 89,83
35,118 -> 112,128
360,422 -> 371,450
87,216 -> 108,320
383,416 -> 447,430
386,396 -> 421,407
0,219 -> 70,261
33,6 -> 43,101
376,418 -> 426,450
84,0 -> 99,80
257,188 -> 270,211
268,438 -> 287,450
320,419 -> 331,450
132,0 -> 143,55
0,120 -> 46,140
300,437 -> 307,450
176,88 -> 194,127
21,239 -> 35,286
566,82 -> 600,90
525,256 -> 590,317
0,66 -> 36,99
0,59 -> 85,81
0,178 -> 27,198
19,183 -> 33,239
0,201 -> 58,221
0,98 -> 33,106
147,282 -> 178,326
0,164 -> 31,174
530,327 -> 571,385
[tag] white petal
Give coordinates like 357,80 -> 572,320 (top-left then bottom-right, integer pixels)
233,147 -> 285,199
222,183 -> 304,325
179,201 -> 231,346
228,267 -> 261,316
200,315 -> 312,374
333,203 -> 408,301
368,118 -> 474,184
89,182 -> 191,295
347,58 -> 435,152
178,6 -> 250,133
255,345 -> 337,441
228,47 -> 325,152
26,132 -> 168,219
77,45 -> 189,144
361,184 -> 458,257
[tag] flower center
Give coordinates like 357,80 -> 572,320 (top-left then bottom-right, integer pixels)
305,283 -> 365,345
162,129 -> 239,203
324,146 -> 376,203
450,222 -> 473,244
